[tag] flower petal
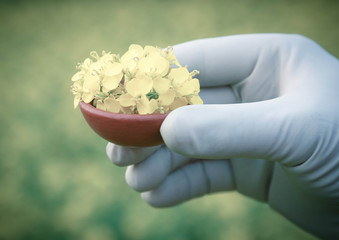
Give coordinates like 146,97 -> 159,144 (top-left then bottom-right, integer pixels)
73,94 -> 81,109
121,106 -> 133,114
129,44 -> 144,58
137,96 -> 158,114
121,44 -> 144,62
72,71 -> 84,81
104,98 -> 121,113
177,79 -> 200,96
169,67 -> 190,86
82,92 -> 94,103
150,52 -> 169,76
102,72 -> 123,91
189,95 -> 203,105
104,62 -> 123,76
138,57 -> 153,74
163,47 -> 182,67
118,93 -> 135,107
169,97 -> 188,110
153,76 -> 170,94
138,53 -> 169,76
122,59 -> 137,72
144,45 -> 158,55
100,53 -> 113,63
96,100 -> 106,111
71,81 -> 82,94
126,74 -> 153,97
83,75 -> 100,92
158,89 -> 176,106
83,58 -> 92,69
89,61 -> 103,74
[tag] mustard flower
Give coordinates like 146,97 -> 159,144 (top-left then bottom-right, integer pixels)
71,44 -> 203,114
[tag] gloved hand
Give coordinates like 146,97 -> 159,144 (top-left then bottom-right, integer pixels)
106,34 -> 339,239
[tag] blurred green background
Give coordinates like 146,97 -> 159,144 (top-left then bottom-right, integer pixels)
1,0 -> 338,239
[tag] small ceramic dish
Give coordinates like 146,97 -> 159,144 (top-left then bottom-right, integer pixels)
79,101 -> 168,147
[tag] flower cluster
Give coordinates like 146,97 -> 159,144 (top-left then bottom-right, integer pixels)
71,44 -> 203,114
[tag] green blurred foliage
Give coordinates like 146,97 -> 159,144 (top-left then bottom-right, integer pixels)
1,0 -> 338,239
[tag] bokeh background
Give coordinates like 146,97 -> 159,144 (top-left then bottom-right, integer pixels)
1,0 -> 338,239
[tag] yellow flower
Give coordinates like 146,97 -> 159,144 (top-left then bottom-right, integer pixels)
169,97 -> 188,111
70,73 -> 100,108
100,51 -> 114,63
118,94 -> 158,114
188,95 -> 203,105
177,78 -> 200,96
121,44 -> 144,61
137,95 -> 158,115
96,100 -> 105,111
168,67 -> 201,96
125,73 -> 153,97
121,44 -> 144,72
144,45 -> 159,55
118,93 -> 136,107
150,67 -> 196,107
96,97 -> 121,113
152,76 -> 170,94
83,74 -> 100,99
102,62 -> 123,91
157,89 -> 175,106
82,58 -> 92,68
169,67 -> 190,86
71,71 -> 84,82
138,52 -> 169,77
71,81 -> 82,109
71,44 -> 203,114
161,46 -> 182,67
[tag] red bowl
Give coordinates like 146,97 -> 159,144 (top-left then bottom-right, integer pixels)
79,101 -> 168,147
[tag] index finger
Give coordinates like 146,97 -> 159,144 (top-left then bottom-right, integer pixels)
172,33 -> 283,87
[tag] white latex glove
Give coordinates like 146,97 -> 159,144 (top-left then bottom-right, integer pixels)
106,34 -> 339,239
